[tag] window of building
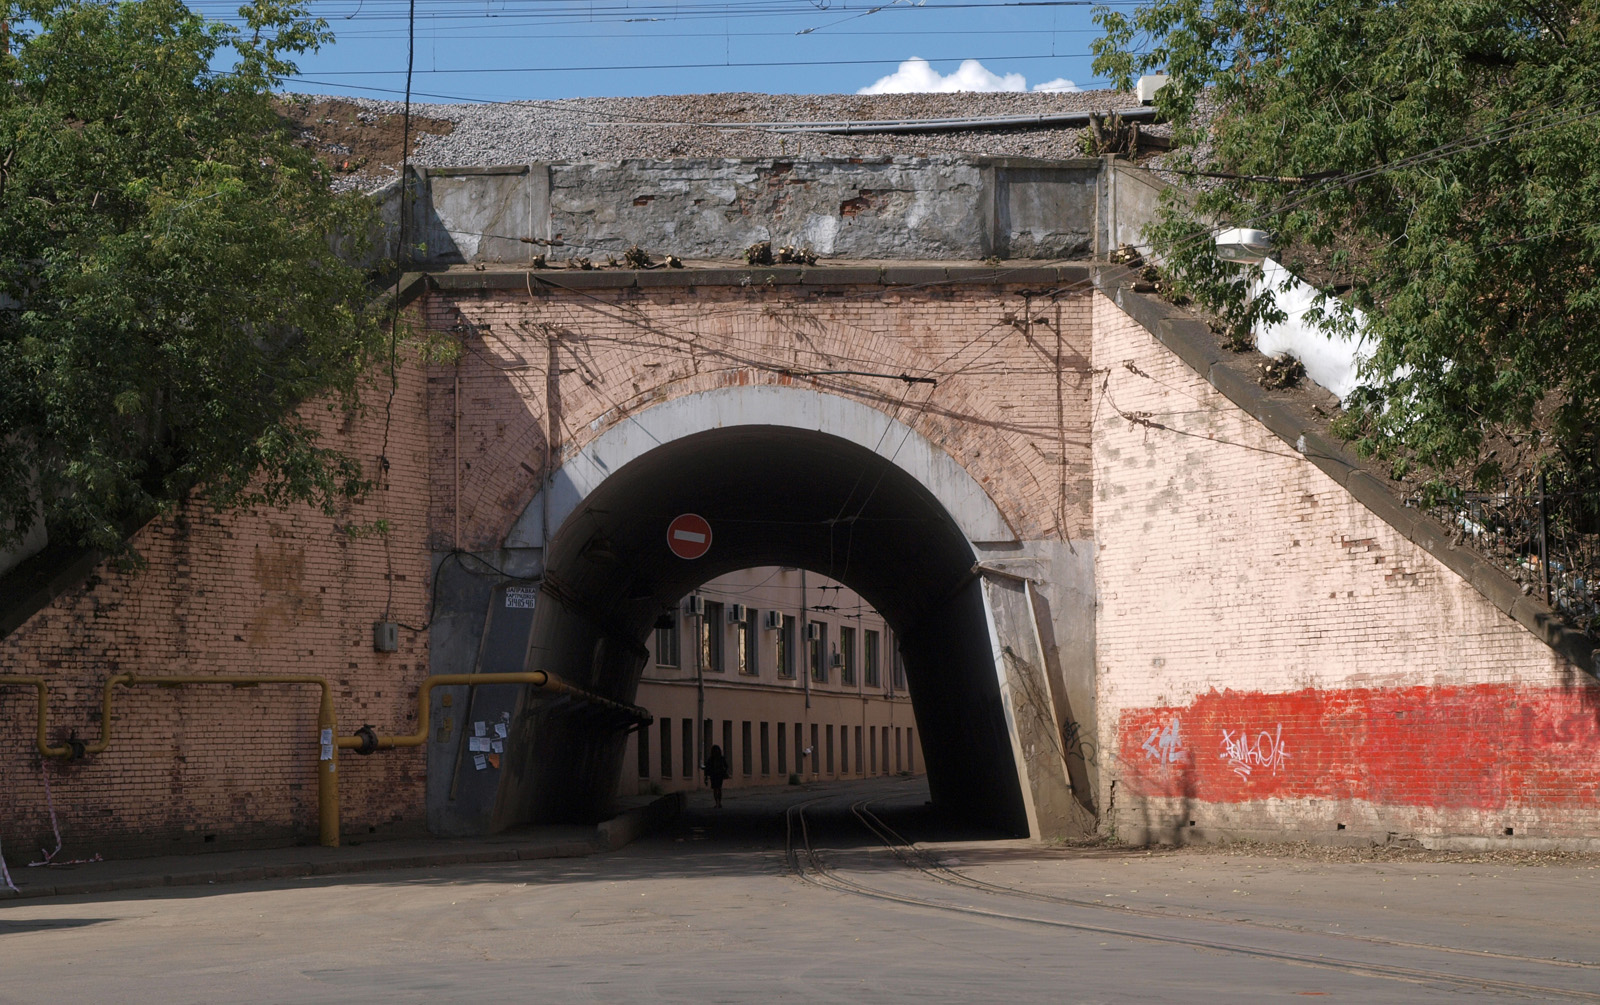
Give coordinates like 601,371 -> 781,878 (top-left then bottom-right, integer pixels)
907,727 -> 915,773
722,720 -> 734,771
702,602 -> 725,672
777,721 -> 788,775
760,722 -> 771,775
839,626 -> 856,686
637,728 -> 650,778
864,630 -> 880,688
840,724 -> 848,774
736,609 -> 755,675
741,721 -> 753,776
869,725 -> 877,773
795,722 -> 804,776
810,723 -> 820,775
882,727 -> 889,775
895,727 -> 903,772
659,717 -> 672,778
892,643 -> 906,692
825,724 -> 835,775
777,615 -> 796,679
854,725 -> 863,775
809,622 -> 828,683
655,616 -> 679,667
681,718 -> 694,778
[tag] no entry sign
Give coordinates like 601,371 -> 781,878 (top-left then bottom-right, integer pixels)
667,513 -> 712,560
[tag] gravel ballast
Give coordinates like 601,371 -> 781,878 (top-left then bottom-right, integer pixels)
288,89 -> 1166,190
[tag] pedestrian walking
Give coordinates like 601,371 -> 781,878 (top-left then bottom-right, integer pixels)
703,744 -> 730,808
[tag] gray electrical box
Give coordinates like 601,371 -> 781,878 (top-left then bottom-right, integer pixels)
373,621 -> 399,652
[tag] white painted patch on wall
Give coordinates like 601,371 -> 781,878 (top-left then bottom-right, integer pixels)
1252,258 -> 1371,402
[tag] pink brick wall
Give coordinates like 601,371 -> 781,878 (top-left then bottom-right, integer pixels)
1090,293 -> 1598,845
0,329 -> 435,858
424,286 -> 1094,546
4,279 -> 1591,857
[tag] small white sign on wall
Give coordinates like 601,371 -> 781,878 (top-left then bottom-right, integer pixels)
504,586 -> 538,609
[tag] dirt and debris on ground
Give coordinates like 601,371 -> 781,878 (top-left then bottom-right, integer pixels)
1145,837 -> 1600,868
275,96 -> 454,188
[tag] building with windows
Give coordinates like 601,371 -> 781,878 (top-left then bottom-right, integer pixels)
620,567 -> 922,796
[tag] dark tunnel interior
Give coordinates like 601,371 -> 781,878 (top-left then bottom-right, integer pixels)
493,425 -> 1030,836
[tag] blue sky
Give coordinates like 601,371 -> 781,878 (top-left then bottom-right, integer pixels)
218,0 -> 1134,103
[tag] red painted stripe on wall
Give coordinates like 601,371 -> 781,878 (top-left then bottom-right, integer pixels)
1117,684 -> 1600,811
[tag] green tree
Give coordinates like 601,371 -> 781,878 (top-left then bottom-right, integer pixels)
0,0 -> 383,555
1093,2 -> 1600,490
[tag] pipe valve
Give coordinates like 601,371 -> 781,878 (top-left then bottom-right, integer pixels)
352,725 -> 380,755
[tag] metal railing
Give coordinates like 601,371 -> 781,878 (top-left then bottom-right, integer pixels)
1424,477 -> 1600,636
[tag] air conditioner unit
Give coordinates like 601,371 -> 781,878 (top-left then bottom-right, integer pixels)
763,610 -> 783,630
805,623 -> 821,641
831,652 -> 842,668
727,603 -> 746,623
684,595 -> 704,615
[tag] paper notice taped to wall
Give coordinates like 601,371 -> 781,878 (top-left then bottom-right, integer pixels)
491,739 -> 503,754
473,753 -> 488,771
494,723 -> 508,739
474,721 -> 487,737
320,727 -> 333,761
468,737 -> 489,753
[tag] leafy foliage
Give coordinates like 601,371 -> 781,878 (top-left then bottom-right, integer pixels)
1093,1 -> 1600,491
0,0 -> 383,554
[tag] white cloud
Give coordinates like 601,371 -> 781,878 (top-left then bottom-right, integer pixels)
858,57 -> 1026,94
1031,77 -> 1082,93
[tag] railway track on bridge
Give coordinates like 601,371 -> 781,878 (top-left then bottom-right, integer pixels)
783,794 -> 1600,1001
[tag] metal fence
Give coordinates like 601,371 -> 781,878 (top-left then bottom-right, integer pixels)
1423,478 -> 1600,637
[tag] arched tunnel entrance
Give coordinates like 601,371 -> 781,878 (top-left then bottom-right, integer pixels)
503,421 -> 1028,834
426,386 -> 1092,841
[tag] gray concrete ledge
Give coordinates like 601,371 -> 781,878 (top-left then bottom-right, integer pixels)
429,261 -> 1093,294
0,792 -> 684,903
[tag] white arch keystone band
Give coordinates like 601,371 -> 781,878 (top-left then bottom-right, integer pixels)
505,384 -> 1016,547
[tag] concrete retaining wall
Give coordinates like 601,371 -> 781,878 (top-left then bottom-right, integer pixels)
374,157 -> 1104,265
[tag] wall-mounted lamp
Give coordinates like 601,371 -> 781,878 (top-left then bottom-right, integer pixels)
1214,228 -> 1273,265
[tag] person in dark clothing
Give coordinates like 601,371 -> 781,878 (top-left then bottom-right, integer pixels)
703,744 -> 730,808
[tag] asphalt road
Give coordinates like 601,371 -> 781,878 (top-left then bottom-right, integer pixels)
4,777 -> 1599,1002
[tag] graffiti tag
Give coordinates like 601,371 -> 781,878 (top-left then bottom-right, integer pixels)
1141,716 -> 1186,765
1220,725 -> 1289,781
1064,720 -> 1098,766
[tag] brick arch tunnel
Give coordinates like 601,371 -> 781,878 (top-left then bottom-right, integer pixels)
470,387 -> 1042,837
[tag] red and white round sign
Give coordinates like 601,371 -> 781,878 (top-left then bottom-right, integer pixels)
666,513 -> 712,560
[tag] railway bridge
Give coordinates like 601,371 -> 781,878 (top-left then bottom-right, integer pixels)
1,156 -> 1595,858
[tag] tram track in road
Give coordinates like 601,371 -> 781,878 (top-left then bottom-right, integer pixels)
849,799 -> 1600,974
782,794 -> 1600,1001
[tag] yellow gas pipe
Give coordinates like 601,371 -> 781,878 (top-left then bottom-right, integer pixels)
0,671 -> 649,849
0,673 -> 128,759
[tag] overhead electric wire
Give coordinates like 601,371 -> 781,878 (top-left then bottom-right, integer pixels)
331,24 -> 1108,38
296,52 -> 1114,76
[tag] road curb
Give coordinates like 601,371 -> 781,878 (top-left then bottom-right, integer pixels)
1,793 -> 684,903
